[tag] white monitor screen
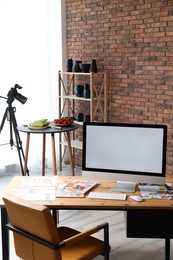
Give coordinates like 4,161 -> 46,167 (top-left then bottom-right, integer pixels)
82,123 -> 167,185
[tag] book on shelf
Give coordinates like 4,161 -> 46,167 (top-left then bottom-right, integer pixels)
56,179 -> 98,197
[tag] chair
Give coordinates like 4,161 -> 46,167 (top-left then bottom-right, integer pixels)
3,195 -> 110,260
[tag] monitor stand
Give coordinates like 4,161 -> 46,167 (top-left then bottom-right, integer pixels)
111,181 -> 136,193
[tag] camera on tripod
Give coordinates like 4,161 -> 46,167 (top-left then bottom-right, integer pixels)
7,84 -> 27,105
0,84 -> 28,175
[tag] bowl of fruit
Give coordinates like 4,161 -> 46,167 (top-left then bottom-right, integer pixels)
54,117 -> 74,126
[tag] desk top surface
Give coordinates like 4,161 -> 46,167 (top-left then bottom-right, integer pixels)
1,176 -> 173,210
17,123 -> 79,134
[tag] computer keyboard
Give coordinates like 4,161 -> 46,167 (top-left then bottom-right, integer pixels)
88,192 -> 127,200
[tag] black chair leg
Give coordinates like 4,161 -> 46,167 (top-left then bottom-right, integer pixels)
1,208 -> 9,260
98,222 -> 110,259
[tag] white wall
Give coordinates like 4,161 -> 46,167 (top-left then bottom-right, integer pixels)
0,0 -> 66,174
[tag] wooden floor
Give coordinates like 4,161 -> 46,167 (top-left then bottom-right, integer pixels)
0,169 -> 173,259
2,209 -> 173,259
59,209 -> 173,260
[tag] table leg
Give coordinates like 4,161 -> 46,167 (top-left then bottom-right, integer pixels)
1,208 -> 9,260
51,133 -> 57,175
165,238 -> 170,260
24,133 -> 30,176
66,131 -> 74,176
42,134 -> 46,176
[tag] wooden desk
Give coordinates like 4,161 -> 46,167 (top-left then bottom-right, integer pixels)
1,176 -> 173,260
17,123 -> 79,176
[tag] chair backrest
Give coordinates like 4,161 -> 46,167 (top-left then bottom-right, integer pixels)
3,195 -> 62,260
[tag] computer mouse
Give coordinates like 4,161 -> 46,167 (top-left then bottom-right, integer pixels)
129,195 -> 143,202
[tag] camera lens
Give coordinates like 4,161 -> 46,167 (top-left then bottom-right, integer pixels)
15,93 -> 27,104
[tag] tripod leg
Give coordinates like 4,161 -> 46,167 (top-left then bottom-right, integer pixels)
10,106 -> 29,176
9,113 -> 14,148
0,107 -> 14,148
0,108 -> 8,133
14,129 -> 25,176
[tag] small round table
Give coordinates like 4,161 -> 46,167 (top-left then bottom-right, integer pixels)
17,123 -> 79,176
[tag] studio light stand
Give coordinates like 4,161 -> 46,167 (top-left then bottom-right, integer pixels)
0,84 -> 29,176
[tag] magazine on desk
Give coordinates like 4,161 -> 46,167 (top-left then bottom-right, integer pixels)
4,176 -> 61,201
139,183 -> 173,200
20,176 -> 61,187
56,180 -> 98,197
6,187 -> 56,201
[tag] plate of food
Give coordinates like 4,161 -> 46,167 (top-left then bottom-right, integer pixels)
28,125 -> 50,130
28,119 -> 50,129
54,117 -> 74,126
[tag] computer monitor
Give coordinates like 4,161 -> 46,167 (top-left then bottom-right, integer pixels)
82,122 -> 167,192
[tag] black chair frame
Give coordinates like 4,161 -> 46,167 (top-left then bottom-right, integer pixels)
6,222 -> 110,259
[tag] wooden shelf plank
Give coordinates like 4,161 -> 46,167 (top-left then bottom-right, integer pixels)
60,140 -> 83,150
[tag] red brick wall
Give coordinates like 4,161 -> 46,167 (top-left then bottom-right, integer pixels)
65,0 -> 173,176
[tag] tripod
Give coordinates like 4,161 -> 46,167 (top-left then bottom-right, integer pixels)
0,102 -> 29,176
